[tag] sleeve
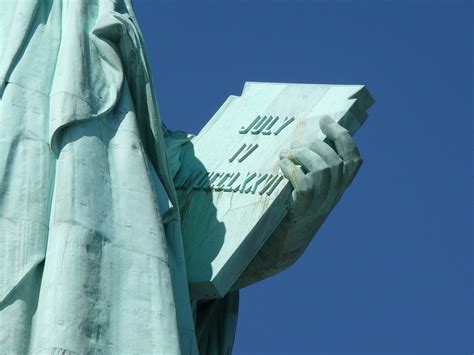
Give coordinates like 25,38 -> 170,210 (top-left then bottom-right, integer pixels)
162,126 -> 195,219
163,125 -> 195,180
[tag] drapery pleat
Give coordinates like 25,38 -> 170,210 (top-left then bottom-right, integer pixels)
0,1 -> 198,353
0,1 -> 241,353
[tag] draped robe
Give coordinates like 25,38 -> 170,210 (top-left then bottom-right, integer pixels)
0,1 -> 238,353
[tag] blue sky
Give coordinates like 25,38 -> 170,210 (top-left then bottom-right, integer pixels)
133,1 -> 472,353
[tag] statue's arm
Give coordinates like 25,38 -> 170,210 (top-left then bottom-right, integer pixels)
233,116 -> 363,289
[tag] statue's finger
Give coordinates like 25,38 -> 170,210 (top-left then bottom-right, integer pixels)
286,147 -> 328,173
320,116 -> 361,163
305,140 -> 344,192
307,166 -> 331,202
319,116 -> 363,187
306,139 -> 343,168
279,158 -> 313,207
279,158 -> 311,191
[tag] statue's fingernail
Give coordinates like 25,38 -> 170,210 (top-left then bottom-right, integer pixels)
320,115 -> 335,126
279,149 -> 290,159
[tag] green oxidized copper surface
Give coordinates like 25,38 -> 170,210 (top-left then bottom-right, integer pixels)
0,1 -> 373,354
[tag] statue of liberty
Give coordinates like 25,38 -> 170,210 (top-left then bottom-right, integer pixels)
0,1 -> 370,354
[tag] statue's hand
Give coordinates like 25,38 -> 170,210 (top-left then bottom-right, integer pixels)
232,116 -> 364,289
279,116 -> 362,226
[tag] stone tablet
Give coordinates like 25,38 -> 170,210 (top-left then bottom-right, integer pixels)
178,82 -> 373,299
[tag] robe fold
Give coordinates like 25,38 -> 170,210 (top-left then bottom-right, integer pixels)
0,1 -> 238,353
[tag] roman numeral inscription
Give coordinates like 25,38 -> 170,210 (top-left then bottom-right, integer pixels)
239,115 -> 295,136
228,143 -> 259,163
272,116 -> 295,135
176,171 -> 284,196
176,114 -> 294,198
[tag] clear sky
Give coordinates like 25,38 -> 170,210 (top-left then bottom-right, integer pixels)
133,1 -> 472,353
